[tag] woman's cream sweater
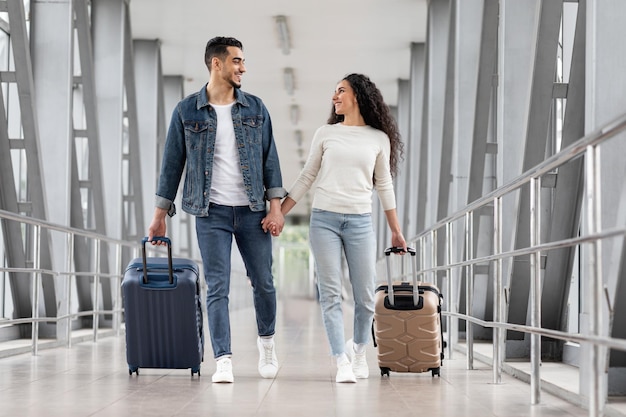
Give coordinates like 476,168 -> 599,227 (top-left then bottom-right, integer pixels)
287,123 -> 397,214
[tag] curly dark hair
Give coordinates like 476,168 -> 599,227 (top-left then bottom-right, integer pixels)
204,36 -> 243,70
327,73 -> 404,177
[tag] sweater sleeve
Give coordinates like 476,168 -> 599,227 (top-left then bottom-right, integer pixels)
287,126 -> 324,202
373,136 -> 396,211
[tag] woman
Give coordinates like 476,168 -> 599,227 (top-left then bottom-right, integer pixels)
269,73 -> 407,383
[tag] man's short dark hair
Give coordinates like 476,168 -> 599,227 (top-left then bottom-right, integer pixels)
204,36 -> 243,70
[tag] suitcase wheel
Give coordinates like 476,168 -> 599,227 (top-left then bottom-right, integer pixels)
191,366 -> 201,377
128,366 -> 139,375
431,367 -> 440,377
380,367 -> 390,377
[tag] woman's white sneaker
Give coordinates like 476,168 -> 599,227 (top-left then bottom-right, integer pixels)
335,355 -> 357,383
345,339 -> 369,379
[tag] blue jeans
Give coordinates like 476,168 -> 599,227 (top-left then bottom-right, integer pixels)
196,203 -> 276,358
309,209 -> 377,356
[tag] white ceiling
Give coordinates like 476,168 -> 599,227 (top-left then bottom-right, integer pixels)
129,0 -> 428,216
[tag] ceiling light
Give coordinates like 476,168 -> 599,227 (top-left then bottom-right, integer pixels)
283,68 -> 295,96
290,104 -> 299,125
275,15 -> 291,55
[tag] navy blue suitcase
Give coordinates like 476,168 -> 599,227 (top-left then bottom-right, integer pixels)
122,237 -> 204,376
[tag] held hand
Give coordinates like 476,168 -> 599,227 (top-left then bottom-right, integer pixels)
263,221 -> 282,237
261,212 -> 284,236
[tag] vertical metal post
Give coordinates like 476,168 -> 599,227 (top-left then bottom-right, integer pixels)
31,224 -> 41,356
114,243 -> 123,335
420,235 -> 426,283
66,233 -> 74,348
465,211 -> 474,370
493,197 -> 503,384
585,145 -> 603,417
431,229 -> 438,285
530,177 -> 542,403
446,222 -> 454,359
93,238 -> 101,342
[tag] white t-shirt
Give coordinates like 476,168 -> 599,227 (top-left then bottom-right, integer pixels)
209,102 -> 249,206
288,123 -> 397,214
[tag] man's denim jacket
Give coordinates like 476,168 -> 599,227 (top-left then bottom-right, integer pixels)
155,84 -> 286,216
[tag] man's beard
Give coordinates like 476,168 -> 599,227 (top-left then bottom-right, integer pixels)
229,79 -> 241,89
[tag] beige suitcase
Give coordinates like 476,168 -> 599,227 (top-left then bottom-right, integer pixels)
372,247 -> 444,377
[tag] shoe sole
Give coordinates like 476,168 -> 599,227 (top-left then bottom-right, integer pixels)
336,364 -> 357,383
259,368 -> 278,379
353,362 -> 369,379
212,377 -> 234,383
212,371 -> 234,383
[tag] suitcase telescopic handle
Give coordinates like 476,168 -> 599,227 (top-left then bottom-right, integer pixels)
384,247 -> 418,307
141,236 -> 173,285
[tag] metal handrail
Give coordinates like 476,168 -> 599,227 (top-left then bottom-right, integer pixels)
0,209 -> 139,354
380,111 -> 626,416
0,209 -> 142,244
412,226 -> 625,276
409,113 -> 626,240
444,312 -> 626,353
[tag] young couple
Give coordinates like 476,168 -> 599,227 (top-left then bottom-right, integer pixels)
148,36 -> 406,384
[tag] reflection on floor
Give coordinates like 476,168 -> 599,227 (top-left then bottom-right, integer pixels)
0,297 -> 600,417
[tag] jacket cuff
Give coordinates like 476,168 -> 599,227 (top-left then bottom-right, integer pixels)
155,196 -> 176,217
265,187 -> 287,200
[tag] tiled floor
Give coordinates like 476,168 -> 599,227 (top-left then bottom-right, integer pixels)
0,298 -> 597,417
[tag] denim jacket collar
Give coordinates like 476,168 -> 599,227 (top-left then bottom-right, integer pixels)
196,83 -> 249,110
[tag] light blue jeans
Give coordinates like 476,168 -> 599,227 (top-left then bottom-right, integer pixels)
309,208 -> 377,356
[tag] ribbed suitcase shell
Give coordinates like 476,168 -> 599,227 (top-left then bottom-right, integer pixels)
373,281 -> 442,376
372,247 -> 443,377
122,256 -> 204,375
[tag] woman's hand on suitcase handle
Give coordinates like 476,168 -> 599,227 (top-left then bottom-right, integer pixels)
391,231 -> 408,255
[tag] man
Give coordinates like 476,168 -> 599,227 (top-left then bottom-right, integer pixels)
148,36 -> 286,383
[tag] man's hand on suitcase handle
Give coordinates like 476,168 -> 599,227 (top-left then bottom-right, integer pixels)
148,207 -> 168,245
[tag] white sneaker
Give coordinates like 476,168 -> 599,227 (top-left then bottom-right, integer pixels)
257,337 -> 279,379
212,357 -> 234,383
336,360 -> 357,383
345,339 -> 369,379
